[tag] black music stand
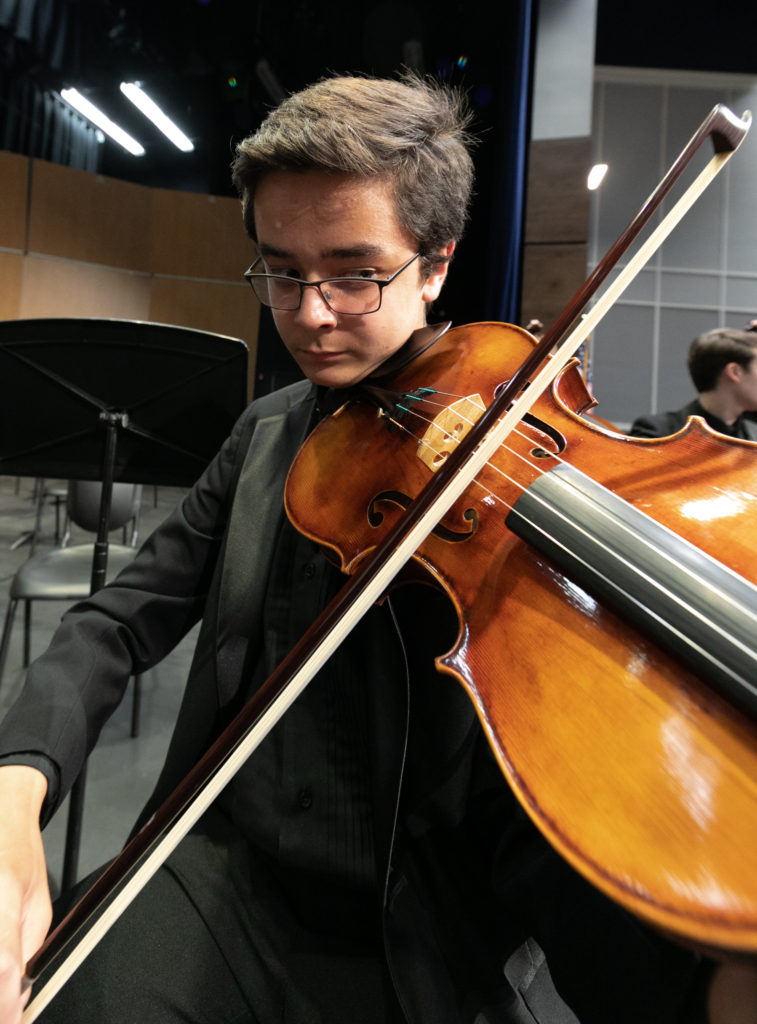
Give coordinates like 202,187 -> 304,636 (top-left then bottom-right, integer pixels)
0,317 -> 249,889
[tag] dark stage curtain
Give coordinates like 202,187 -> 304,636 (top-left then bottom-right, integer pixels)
427,0 -> 536,332
0,0 -> 99,171
485,0 -> 535,325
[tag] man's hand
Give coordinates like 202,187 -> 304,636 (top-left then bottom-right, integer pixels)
0,766 -> 51,1024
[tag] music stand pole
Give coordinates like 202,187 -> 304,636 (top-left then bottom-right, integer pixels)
62,411 -> 126,891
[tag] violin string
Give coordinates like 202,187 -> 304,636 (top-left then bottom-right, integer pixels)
385,392 -> 558,513
381,393 -> 757,646
388,407 -> 757,684
411,392 -> 757,619
397,390 -> 757,602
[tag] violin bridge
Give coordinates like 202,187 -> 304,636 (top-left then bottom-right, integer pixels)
417,394 -> 485,471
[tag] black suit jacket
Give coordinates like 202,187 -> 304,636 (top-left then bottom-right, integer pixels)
0,380 -> 702,1024
0,379 -> 552,1019
0,380 -> 317,811
629,398 -> 757,441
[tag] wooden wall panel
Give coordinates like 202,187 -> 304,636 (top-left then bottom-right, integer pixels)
4,158 -> 259,398
520,242 -> 588,331
525,138 -> 591,244
27,160 -> 152,271
0,151 -> 29,251
521,136 -> 591,332
0,252 -> 23,319
151,189 -> 253,281
149,278 -> 258,396
19,255 -> 152,319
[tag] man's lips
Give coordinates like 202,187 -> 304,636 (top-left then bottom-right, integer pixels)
300,349 -> 344,360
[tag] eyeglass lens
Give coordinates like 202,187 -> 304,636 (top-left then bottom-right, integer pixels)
251,276 -> 382,314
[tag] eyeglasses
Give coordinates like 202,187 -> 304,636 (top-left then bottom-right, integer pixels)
243,253 -> 421,315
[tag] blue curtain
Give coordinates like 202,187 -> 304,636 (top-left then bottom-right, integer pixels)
434,0 -> 536,330
485,0 -> 535,325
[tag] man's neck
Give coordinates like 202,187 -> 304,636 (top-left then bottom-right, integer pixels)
697,390 -> 744,427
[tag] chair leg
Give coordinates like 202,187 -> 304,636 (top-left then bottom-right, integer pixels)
29,479 -> 46,555
23,600 -> 32,667
62,766 -> 87,891
131,674 -> 142,738
0,599 -> 19,687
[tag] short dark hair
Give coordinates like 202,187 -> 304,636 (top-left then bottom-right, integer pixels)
687,328 -> 757,392
231,74 -> 475,276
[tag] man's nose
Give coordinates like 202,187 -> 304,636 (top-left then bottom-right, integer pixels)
295,285 -> 338,326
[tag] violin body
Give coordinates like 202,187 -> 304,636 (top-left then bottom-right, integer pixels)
286,321 -> 757,954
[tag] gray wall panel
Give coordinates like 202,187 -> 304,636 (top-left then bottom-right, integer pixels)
657,307 -> 720,411
724,84 -> 757,273
662,271 -> 721,307
662,89 -> 729,271
591,303 -> 655,424
594,83 -> 665,259
589,68 -> 757,429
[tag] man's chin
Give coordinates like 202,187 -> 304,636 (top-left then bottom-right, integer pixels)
302,365 -> 370,390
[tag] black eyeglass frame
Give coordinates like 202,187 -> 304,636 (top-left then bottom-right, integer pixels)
243,252 -> 421,315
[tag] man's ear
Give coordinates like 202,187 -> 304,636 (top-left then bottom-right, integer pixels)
421,242 -> 456,303
722,361 -> 744,386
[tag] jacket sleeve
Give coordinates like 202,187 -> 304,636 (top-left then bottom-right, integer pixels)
0,403 -> 258,818
627,412 -> 678,438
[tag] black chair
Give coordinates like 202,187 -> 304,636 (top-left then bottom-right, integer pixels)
0,481 -> 144,735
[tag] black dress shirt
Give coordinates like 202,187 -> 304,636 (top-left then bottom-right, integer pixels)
215,513 -> 392,936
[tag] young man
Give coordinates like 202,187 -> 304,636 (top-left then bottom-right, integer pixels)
629,327 -> 757,440
0,75 -> 725,1023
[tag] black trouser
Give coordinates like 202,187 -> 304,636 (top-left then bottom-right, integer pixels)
36,826 -> 404,1024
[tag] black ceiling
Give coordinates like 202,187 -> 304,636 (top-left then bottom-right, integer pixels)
4,0 -> 514,196
595,3 -> 757,79
2,0 -> 755,197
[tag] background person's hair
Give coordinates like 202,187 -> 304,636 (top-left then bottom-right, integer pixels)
687,327 -> 757,392
231,74 -> 476,277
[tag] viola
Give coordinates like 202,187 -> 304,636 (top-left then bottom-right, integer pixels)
286,319 -> 757,955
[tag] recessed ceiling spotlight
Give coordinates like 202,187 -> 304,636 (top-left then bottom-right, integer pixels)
587,163 -> 609,190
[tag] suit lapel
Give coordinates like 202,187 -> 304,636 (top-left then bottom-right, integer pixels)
215,384 -> 315,704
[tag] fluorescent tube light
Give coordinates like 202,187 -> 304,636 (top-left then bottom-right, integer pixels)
59,88 -> 145,156
120,82 -> 194,152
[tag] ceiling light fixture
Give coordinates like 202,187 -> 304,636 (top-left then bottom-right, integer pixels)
120,82 -> 194,152
587,163 -> 609,190
59,87 -> 145,156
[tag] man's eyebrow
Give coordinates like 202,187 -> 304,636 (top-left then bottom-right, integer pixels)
256,243 -> 290,258
256,243 -> 387,261
324,245 -> 386,260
